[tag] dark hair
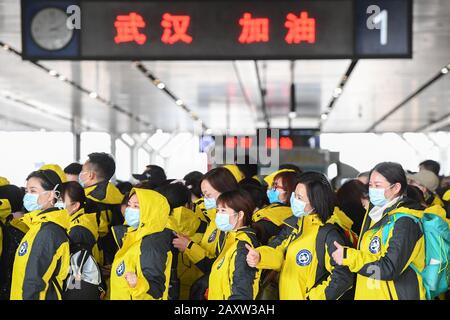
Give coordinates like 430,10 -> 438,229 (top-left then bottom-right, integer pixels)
406,185 -> 426,206
272,171 -> 299,205
419,160 -> 440,176
297,172 -> 335,224
237,161 -> 258,179
0,184 -> 25,212
239,177 -> 262,188
370,162 -> 407,196
121,192 -> 131,207
156,182 -> 191,211
336,179 -> 368,235
239,183 -> 269,210
26,170 -> 62,193
116,181 -> 133,195
279,164 -> 303,175
184,171 -> 204,199
217,189 -> 256,226
201,167 -> 238,194
62,181 -> 86,209
357,171 -> 370,178
64,162 -> 83,175
87,152 -> 116,181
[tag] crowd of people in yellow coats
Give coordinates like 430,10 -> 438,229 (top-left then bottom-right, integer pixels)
0,153 -> 448,300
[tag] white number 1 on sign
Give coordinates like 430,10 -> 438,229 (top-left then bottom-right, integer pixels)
366,5 -> 388,46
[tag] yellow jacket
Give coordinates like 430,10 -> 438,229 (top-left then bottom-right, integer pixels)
11,208 -> 70,300
252,204 -> 293,227
257,213 -> 354,300
425,193 -> 444,208
208,227 -> 261,300
0,199 -> 12,259
110,188 -> 173,300
84,181 -> 124,238
252,203 -> 293,244
184,207 -> 222,272
443,189 -> 450,202
85,181 -> 124,265
328,207 -> 359,247
342,198 -> 426,300
68,208 -> 102,263
166,206 -> 205,300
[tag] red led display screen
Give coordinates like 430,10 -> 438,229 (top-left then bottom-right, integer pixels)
80,0 -> 353,59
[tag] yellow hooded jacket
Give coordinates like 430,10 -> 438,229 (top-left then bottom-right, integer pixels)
208,227 -> 261,300
342,198 -> 426,300
166,206 -> 206,300
328,207 -> 359,248
10,208 -> 70,300
252,203 -> 293,244
84,181 -> 124,237
0,199 -> 12,259
67,208 -> 103,263
110,188 -> 173,300
256,213 -> 354,300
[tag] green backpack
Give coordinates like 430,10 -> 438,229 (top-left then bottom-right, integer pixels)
381,212 -> 450,300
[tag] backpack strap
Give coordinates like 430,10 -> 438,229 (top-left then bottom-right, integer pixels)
311,223 -> 339,290
381,213 -> 421,246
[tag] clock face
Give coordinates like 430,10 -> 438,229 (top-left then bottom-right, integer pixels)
31,8 -> 74,51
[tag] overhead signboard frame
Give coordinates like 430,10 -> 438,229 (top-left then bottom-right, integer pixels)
21,0 -> 412,60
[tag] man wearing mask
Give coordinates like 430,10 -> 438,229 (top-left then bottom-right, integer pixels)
79,152 -> 124,266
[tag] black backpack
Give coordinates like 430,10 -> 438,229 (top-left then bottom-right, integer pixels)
311,223 -> 355,300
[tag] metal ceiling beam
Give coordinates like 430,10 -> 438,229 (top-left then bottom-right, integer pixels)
365,64 -> 450,132
0,40 -> 154,131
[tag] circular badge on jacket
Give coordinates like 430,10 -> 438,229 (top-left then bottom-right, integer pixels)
369,236 -> 381,254
18,241 -> 28,256
296,249 -> 312,266
208,229 -> 218,243
116,261 -> 125,276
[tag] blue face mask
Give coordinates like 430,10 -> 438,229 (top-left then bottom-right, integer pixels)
290,193 -> 309,218
267,189 -> 281,204
215,212 -> 237,232
23,193 -> 42,212
78,177 -> 85,188
204,197 -> 217,210
125,207 -> 140,229
369,187 -> 391,207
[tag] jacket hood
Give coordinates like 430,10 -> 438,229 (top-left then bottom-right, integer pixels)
39,164 -> 67,183
253,203 -> 292,226
167,206 -> 200,237
85,181 -> 124,205
223,165 -> 244,183
126,188 -> 170,242
328,207 -> 354,231
70,208 -> 99,240
263,169 -> 296,187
